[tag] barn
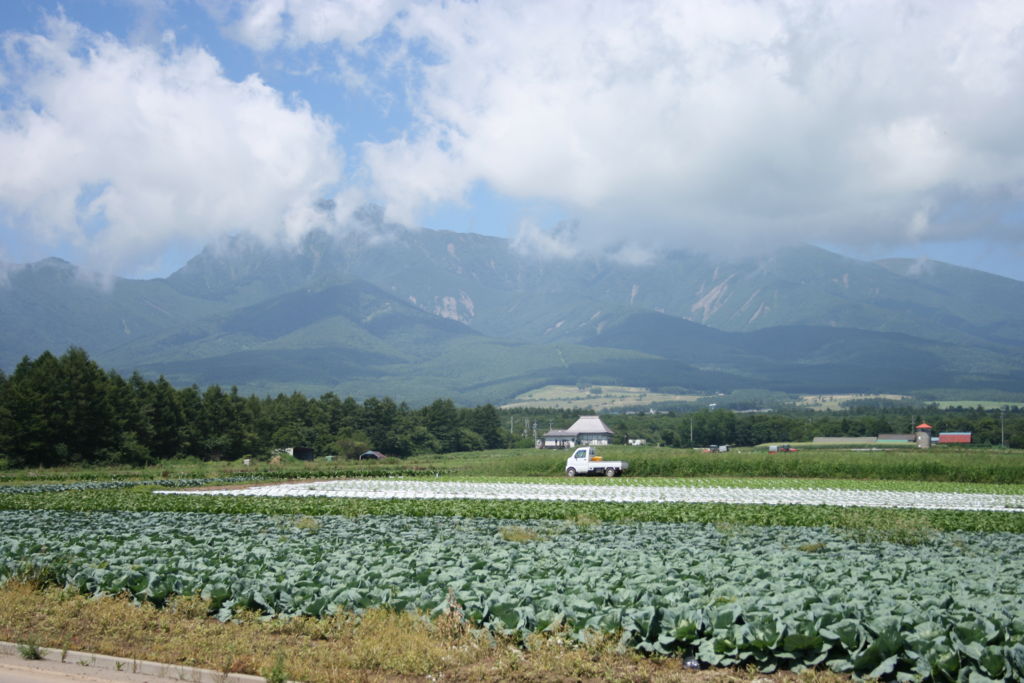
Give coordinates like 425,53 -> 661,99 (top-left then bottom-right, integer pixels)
938,432 -> 972,444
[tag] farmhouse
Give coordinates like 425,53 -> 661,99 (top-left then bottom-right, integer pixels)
538,415 -> 615,448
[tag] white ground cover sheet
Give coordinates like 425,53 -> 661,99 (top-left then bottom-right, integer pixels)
156,479 -> 1024,512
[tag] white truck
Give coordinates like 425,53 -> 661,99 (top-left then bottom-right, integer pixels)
565,446 -> 629,477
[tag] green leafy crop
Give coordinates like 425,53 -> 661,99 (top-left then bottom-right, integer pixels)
2,509 -> 1023,680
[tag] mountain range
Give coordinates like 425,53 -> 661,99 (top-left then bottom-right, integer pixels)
3,215 -> 1023,405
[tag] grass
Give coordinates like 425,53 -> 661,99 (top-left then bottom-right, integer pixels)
17,637 -> 43,660
795,393 -> 910,410
843,515 -> 939,546
4,444 -> 1024,485
497,524 -> 545,542
421,445 -> 1024,483
501,383 -> 703,410
0,582 -> 849,682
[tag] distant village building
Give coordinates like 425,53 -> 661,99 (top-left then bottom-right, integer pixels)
807,427 -> 971,449
915,423 -> 933,449
276,446 -> 314,461
812,436 -> 878,446
938,432 -> 972,444
539,429 -> 577,449
877,433 -> 914,444
538,415 -> 614,449
627,438 -> 647,446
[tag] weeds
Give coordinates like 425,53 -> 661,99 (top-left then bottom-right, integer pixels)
261,653 -> 287,683
0,582 -> 852,682
166,593 -> 211,619
498,525 -> 543,542
17,638 -> 43,660
293,515 -> 321,531
798,542 -> 827,553
572,513 -> 601,528
841,514 -> 938,546
435,587 -> 466,640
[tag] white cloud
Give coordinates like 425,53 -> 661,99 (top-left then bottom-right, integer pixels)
340,0 -> 1024,257
0,15 -> 341,274
228,0 -> 407,50
228,0 -> 287,51
510,219 -> 580,260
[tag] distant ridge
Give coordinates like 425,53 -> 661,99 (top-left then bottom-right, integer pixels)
2,225 -> 1023,404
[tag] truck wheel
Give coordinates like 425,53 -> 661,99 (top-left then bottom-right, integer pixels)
605,468 -> 617,478
566,468 -> 577,478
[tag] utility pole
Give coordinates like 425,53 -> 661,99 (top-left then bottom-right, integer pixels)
1001,407 -> 1006,449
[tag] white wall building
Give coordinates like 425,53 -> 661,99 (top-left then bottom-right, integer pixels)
538,415 -> 614,448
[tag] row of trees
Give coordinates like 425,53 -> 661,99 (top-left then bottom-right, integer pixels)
0,349 -> 508,468
2,348 -> 1021,469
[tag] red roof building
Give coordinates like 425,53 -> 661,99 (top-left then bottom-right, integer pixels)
938,432 -> 972,444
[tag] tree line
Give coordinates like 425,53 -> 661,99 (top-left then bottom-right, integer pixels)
1,348 -> 1021,469
0,349 -> 509,468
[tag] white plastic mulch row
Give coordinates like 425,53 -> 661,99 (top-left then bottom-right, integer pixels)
155,479 -> 1024,512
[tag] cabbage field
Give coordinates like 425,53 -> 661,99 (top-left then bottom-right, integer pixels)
2,508 -> 1024,680
3,472 -> 1024,680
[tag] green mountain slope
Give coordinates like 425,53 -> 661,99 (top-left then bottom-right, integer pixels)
584,311 -> 1024,394
0,258 -> 223,370
2,221 -> 1022,403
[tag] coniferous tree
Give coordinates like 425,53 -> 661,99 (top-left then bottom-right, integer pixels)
148,377 -> 185,459
5,353 -> 62,466
422,398 -> 459,452
465,404 -> 506,449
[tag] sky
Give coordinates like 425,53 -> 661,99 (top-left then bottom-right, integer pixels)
1,0 -> 1023,281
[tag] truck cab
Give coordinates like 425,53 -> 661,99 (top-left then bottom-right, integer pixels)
565,446 -> 628,477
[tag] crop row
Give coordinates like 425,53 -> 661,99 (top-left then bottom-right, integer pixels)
158,479 -> 1024,513
3,485 -> 1024,533
2,510 -> 1022,680
0,477 -> 257,495
449,476 -> 1024,495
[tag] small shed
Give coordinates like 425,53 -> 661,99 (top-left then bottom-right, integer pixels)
277,446 -> 314,461
358,450 -> 384,460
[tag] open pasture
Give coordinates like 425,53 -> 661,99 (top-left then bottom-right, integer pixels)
501,384 -> 702,410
